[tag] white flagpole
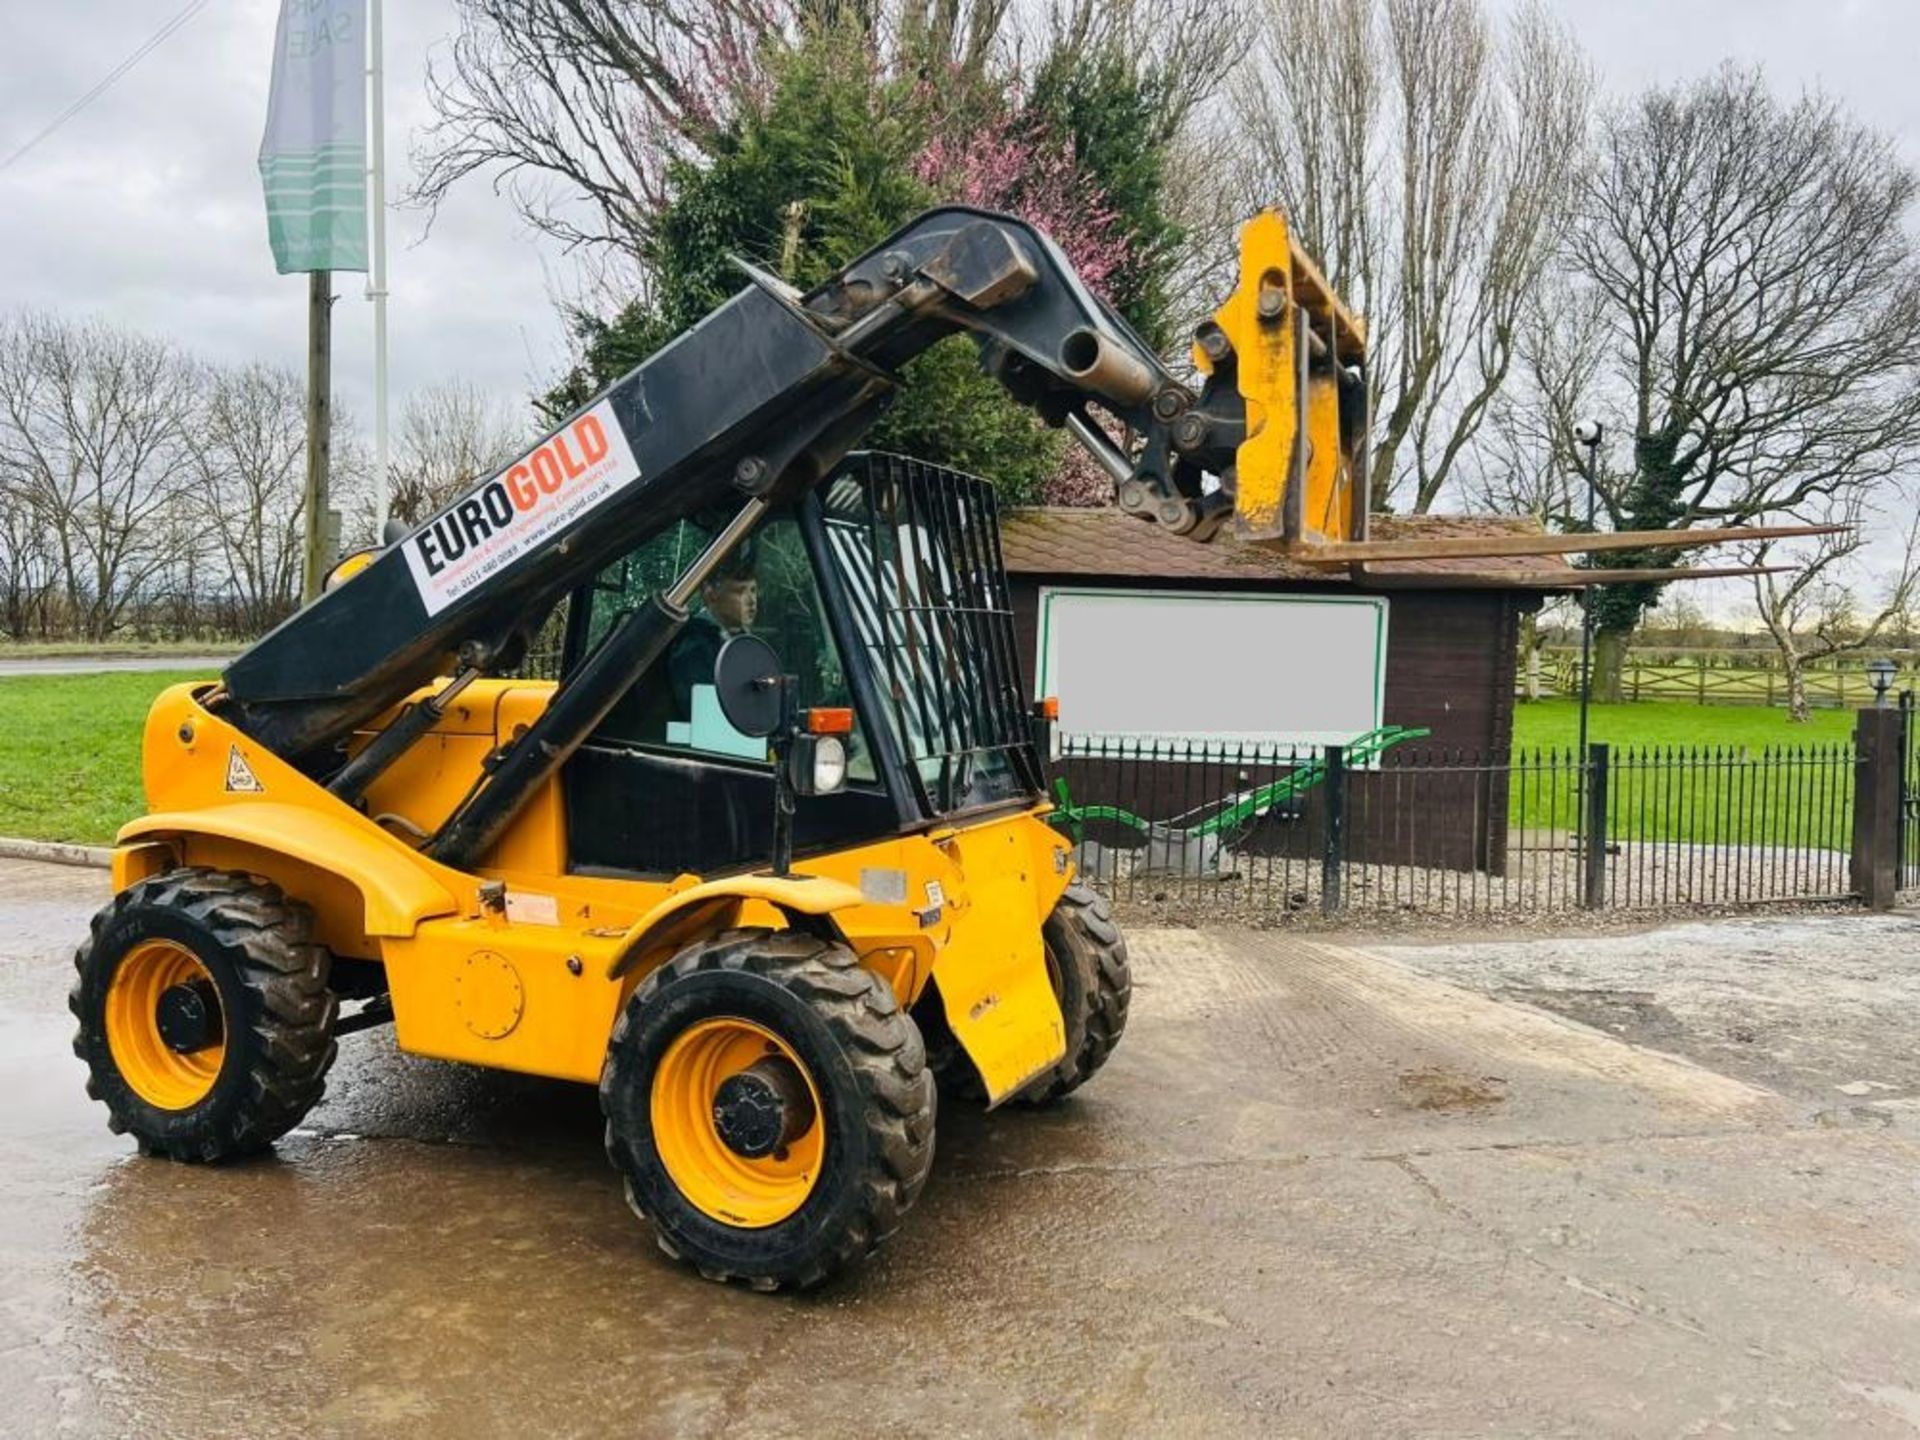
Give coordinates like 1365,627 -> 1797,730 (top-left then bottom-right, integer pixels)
367,0 -> 391,537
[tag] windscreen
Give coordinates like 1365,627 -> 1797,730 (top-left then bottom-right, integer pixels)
818,453 -> 1043,815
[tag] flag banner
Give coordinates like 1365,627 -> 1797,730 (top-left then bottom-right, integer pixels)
258,0 -> 368,274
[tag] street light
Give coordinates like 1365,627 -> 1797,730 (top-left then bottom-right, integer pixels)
1868,657 -> 1898,709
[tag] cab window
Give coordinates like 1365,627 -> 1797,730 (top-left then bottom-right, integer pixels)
578,513 -> 873,779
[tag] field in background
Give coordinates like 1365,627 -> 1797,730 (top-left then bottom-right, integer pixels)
1504,701 -> 1857,847
0,671 -> 198,843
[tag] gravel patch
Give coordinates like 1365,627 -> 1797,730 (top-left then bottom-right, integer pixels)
1371,910 -> 1920,1106
1081,837 -> 1855,927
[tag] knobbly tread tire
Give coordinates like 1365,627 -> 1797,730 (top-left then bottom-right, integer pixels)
70,868 -> 338,1162
1017,881 -> 1132,1104
600,928 -> 936,1292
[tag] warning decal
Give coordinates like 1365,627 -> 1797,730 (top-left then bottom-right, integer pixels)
401,399 -> 642,617
225,746 -> 265,794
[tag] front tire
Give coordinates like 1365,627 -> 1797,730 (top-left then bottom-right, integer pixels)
601,929 -> 935,1291
71,868 -> 338,1162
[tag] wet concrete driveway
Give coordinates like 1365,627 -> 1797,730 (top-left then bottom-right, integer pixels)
5,857 -> 1920,1436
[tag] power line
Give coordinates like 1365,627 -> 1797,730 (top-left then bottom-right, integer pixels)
0,0 -> 214,175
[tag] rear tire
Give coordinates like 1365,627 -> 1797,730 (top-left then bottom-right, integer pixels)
1016,881 -> 1131,1103
927,882 -> 1133,1106
71,868 -> 338,1162
601,929 -> 935,1291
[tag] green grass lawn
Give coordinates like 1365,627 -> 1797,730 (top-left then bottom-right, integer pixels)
1510,698 -> 1857,752
1505,701 -> 1856,845
0,671 -> 204,844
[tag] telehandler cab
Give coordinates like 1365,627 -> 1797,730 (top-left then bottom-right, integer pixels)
70,206 -> 1808,1289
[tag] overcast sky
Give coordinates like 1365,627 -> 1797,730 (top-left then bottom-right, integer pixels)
1,1 -> 1917,523
0,2 -> 574,433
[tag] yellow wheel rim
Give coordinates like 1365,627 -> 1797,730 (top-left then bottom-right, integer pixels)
104,939 -> 226,1111
651,1017 -> 825,1228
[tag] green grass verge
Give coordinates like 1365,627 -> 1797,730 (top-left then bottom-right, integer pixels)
0,671 -> 204,844
0,640 -> 239,660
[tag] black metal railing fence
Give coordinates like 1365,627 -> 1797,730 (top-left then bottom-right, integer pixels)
1050,735 -> 1859,919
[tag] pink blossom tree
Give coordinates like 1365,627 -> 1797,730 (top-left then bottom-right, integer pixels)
910,94 -> 1129,297
910,86 -> 1134,503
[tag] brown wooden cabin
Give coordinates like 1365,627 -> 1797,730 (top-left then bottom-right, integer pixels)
997,508 -> 1577,875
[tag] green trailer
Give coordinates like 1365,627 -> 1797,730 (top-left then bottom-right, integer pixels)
1048,726 -> 1431,877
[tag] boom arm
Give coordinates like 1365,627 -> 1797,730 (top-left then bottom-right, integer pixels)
223,207 -> 1247,765
212,203 -> 1821,869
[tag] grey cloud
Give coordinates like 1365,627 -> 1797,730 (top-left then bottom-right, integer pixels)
0,2 -> 569,426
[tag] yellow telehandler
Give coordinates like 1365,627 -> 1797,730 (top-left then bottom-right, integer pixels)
71,208 -> 1811,1288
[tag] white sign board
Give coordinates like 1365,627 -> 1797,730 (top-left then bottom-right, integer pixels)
1035,587 -> 1388,753
402,400 -> 641,616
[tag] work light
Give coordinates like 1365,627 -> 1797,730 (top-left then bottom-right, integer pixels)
789,734 -> 847,796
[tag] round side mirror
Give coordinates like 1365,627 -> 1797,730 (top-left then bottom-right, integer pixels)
713,633 -> 785,738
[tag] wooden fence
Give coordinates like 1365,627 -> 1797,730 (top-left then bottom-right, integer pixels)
1528,650 -> 1918,708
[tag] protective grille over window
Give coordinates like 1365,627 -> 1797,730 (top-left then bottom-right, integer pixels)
821,453 -> 1043,814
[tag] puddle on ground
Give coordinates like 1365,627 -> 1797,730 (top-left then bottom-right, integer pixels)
1397,1066 -> 1509,1112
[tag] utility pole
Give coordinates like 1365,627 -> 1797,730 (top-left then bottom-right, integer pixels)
368,0 -> 391,537
302,270 -> 334,602
262,0 -> 364,601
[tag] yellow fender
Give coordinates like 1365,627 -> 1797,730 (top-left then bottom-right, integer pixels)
605,873 -> 867,981
118,804 -> 459,937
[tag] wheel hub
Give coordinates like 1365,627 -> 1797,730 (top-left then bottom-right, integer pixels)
651,1016 -> 827,1228
156,977 -> 224,1054
104,938 -> 228,1111
713,1057 -> 816,1158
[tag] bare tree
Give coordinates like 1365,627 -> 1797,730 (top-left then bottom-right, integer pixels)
1463,286 -> 1608,703
385,380 -> 529,529
413,0 -> 778,256
412,0 -> 1031,264
1035,0 -> 1245,142
1565,68 -> 1920,700
186,362 -> 310,635
1466,283 -> 1607,526
1746,488 -> 1920,722
0,470 -> 57,639
0,313 -> 199,641
1228,0 -> 1591,512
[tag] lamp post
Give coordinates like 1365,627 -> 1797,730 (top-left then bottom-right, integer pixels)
1570,421 -> 1604,762
1565,420 -> 1605,872
1868,657 -> 1898,709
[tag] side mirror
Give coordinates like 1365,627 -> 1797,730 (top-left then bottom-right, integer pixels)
713,633 -> 785,738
